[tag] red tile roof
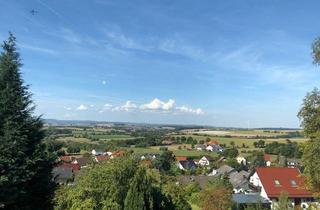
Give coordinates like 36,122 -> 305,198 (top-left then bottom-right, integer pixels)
207,140 -> 219,145
96,155 -> 110,162
59,156 -> 72,162
176,156 -> 187,161
58,163 -> 80,171
256,167 -> 312,198
264,154 -> 271,161
112,150 -> 125,157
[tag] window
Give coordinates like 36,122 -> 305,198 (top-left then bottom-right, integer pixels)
290,180 -> 297,187
274,179 -> 281,186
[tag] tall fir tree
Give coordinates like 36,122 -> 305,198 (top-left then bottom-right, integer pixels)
0,33 -> 55,209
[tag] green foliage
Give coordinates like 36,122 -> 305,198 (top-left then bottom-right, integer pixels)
54,156 -> 139,210
298,88 -> 320,138
273,191 -> 291,210
264,140 -> 302,158
312,37 -> 320,65
302,140 -> 320,195
222,148 -> 239,158
124,167 -> 154,210
162,182 -> 192,210
0,33 -> 55,209
153,150 -> 175,172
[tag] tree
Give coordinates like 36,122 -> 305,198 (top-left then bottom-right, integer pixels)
298,88 -> 320,138
0,33 -> 55,209
54,156 -> 139,210
124,167 -> 154,210
200,185 -> 233,210
301,140 -> 320,195
273,191 -> 291,210
153,151 -> 175,172
312,37 -> 320,65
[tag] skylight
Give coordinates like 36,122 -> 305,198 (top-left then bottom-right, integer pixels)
290,180 -> 297,187
274,180 -> 281,186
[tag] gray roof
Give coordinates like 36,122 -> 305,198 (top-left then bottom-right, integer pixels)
229,171 -> 249,189
52,167 -> 73,184
216,165 -> 236,175
179,160 -> 197,170
75,157 -> 91,167
232,194 -> 269,204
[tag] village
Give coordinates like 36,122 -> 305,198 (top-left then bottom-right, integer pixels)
52,137 -> 317,210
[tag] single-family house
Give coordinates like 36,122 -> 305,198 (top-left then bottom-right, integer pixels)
58,155 -> 73,163
57,163 -> 80,171
250,167 -> 314,209
195,144 -> 206,151
198,156 -> 212,166
177,160 -> 197,171
95,155 -> 109,163
264,154 -> 271,167
209,165 -> 236,176
206,140 -> 223,152
236,156 -> 247,165
72,157 -> 91,168
229,170 -> 250,193
110,150 -> 125,159
175,156 -> 188,161
91,149 -> 105,156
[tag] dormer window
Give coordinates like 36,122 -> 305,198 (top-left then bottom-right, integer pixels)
274,179 -> 281,186
290,180 -> 297,187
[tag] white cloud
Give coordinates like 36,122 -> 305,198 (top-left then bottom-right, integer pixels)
141,98 -> 175,111
112,101 -> 137,112
77,104 -> 88,110
176,106 -> 204,115
102,80 -> 107,85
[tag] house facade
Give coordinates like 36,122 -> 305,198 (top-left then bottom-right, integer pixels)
250,167 -> 315,209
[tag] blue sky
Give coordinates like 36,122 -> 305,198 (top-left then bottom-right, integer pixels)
0,0 -> 320,127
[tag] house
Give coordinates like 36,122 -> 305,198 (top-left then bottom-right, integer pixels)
206,140 -> 223,152
232,193 -> 270,208
229,170 -> 250,193
198,156 -> 212,166
209,165 -> 236,176
95,155 -> 109,163
57,163 -> 80,171
175,156 -> 188,161
195,144 -> 206,151
177,160 -> 197,171
52,167 -> 73,184
264,154 -> 271,167
72,157 -> 91,168
58,156 -> 73,163
250,167 -> 314,209
236,156 -> 247,165
110,150 -> 125,159
286,158 -> 300,168
91,149 -> 105,156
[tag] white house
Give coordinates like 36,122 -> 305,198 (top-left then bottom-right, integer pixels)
236,156 -> 247,165
250,167 -> 315,210
91,149 -> 105,156
198,156 -> 212,166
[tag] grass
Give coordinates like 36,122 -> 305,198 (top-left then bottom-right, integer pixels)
56,136 -> 97,144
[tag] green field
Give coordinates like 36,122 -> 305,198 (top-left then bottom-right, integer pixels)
171,134 -> 307,149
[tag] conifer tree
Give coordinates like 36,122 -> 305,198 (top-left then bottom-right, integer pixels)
0,33 -> 55,209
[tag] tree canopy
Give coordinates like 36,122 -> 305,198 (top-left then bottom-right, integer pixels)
312,37 -> 320,65
0,33 -> 55,209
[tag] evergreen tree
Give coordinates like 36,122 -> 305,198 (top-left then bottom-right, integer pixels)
0,33 -> 55,209
124,167 -> 153,210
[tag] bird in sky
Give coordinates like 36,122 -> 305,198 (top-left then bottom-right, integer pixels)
30,9 -> 38,15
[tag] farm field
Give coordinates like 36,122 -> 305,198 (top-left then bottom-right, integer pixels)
182,129 -> 302,137
171,134 -> 307,148
56,136 -> 98,144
